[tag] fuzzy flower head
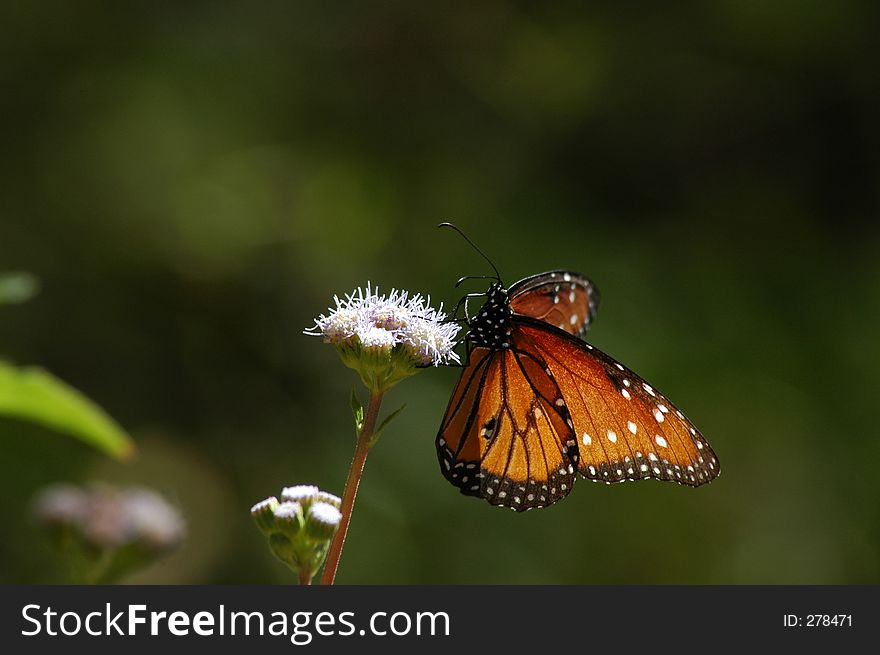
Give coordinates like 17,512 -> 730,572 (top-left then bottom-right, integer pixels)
31,483 -> 185,583
305,284 -> 460,393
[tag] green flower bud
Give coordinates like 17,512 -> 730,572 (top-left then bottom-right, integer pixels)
280,485 -> 319,505
313,491 -> 342,509
273,501 -> 304,538
304,502 -> 342,542
250,497 -> 279,535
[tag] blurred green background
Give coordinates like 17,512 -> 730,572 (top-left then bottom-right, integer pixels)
1,1 -> 878,584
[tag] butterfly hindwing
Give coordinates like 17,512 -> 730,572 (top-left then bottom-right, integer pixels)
508,270 -> 599,338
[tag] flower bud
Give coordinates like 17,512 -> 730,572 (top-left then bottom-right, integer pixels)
313,491 -> 342,509
280,485 -> 319,505
304,502 -> 342,542
273,501 -> 304,538
250,497 -> 279,535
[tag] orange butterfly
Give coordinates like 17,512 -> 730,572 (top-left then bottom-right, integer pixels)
437,266 -> 720,511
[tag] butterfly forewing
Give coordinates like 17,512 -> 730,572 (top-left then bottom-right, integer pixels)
508,270 -> 599,338
515,318 -> 720,486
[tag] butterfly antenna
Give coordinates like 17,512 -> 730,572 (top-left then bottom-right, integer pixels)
438,222 -> 502,283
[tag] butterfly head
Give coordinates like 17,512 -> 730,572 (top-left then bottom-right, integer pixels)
468,282 -> 513,349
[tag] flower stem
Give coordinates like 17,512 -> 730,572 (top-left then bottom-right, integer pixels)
320,390 -> 384,584
299,569 -> 313,586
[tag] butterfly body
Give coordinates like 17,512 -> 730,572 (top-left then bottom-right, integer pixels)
437,270 -> 719,512
468,283 -> 513,350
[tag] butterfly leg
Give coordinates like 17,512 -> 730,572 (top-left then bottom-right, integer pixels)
449,292 -> 486,323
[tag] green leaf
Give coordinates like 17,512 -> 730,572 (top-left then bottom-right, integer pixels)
0,360 -> 134,459
349,387 -> 364,434
0,271 -> 40,306
368,403 -> 406,447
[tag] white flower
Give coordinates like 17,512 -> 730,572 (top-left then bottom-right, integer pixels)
358,326 -> 397,350
320,307 -> 360,343
124,488 -> 187,547
305,283 -> 461,367
401,314 -> 462,368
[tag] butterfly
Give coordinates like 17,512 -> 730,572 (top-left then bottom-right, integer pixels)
436,229 -> 720,511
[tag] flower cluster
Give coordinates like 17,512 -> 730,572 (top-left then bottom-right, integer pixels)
32,483 -> 185,583
305,284 -> 461,393
251,485 -> 342,584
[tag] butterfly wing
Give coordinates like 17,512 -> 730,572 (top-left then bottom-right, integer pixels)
508,270 -> 600,338
437,344 -> 579,511
514,317 -> 720,486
